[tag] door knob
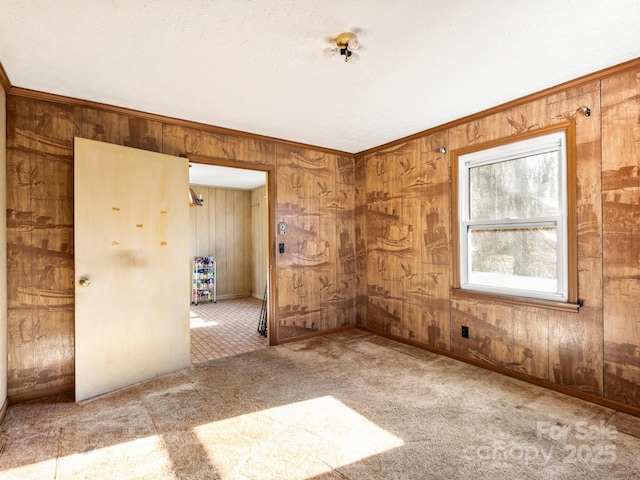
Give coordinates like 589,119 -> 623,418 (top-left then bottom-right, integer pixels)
79,277 -> 91,287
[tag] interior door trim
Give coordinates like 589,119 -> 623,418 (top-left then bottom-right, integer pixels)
187,154 -> 278,346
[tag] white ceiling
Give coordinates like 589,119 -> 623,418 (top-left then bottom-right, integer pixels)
1,1 -> 639,154
189,163 -> 266,190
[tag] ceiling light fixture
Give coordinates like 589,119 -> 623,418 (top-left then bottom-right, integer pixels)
328,32 -> 361,64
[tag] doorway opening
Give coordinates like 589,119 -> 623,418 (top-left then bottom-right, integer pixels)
187,157 -> 275,363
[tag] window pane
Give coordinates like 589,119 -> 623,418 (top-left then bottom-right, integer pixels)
469,151 -> 560,220
468,226 -> 557,292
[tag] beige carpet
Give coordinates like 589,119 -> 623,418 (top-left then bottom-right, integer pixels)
0,329 -> 639,479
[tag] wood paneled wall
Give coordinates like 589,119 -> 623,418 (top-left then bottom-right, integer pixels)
4,95 -> 356,400
189,185 -> 253,298
5,60 -> 640,412
0,87 -> 7,407
357,70 -> 640,412
251,186 -> 268,299
275,147 -> 356,339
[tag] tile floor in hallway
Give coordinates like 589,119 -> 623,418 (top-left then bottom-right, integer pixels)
190,296 -> 268,363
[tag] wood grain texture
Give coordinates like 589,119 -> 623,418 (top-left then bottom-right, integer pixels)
6,57 -> 640,412
512,306 -> 549,381
10,86 -> 349,157
601,67 -> 640,408
274,146 -> 356,339
251,186 -> 268,299
6,97 -> 78,398
549,307 -> 603,397
357,63 -> 637,411
5,95 -> 354,400
354,155 -> 367,326
0,86 -> 7,405
189,186 -> 253,298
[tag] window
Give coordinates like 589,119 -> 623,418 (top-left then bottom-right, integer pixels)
451,123 -> 578,309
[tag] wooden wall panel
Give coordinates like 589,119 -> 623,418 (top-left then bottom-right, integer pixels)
601,67 -> 640,408
548,307 -> 604,396
358,62 -> 637,413
335,155 -> 357,327
471,302 -> 515,370
512,306 -> 549,381
119,117 -> 162,152
214,188 -> 228,295
189,186 -> 253,298
1,86 -> 7,404
80,108 -> 121,145
7,58 -> 640,412
6,98 -> 79,398
354,155 -> 367,326
5,95 -> 352,400
251,187 -> 268,299
448,111 -> 513,151
234,189 -> 247,294
195,187 -> 210,256
275,147 -> 356,339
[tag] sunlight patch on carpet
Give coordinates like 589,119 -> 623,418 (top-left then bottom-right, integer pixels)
3,436 -> 174,479
193,395 -> 404,479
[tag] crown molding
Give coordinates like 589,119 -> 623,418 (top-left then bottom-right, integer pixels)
7,55 -> 640,158
7,86 -> 353,158
0,60 -> 11,93
357,55 -> 640,156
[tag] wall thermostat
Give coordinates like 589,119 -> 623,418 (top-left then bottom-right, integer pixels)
279,222 -> 286,235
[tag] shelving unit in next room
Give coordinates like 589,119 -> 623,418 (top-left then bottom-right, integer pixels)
192,256 -> 216,305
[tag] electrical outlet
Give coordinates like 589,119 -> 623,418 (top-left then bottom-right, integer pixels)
461,325 -> 469,338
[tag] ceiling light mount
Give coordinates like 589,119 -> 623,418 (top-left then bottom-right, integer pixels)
330,32 -> 361,64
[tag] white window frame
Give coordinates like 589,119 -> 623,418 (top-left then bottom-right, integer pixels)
457,131 -> 568,302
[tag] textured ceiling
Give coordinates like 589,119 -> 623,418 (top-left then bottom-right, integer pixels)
1,0 -> 639,154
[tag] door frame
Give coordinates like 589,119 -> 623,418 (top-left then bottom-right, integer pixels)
187,154 -> 277,346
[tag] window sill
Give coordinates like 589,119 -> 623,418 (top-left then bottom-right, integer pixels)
450,288 -> 580,313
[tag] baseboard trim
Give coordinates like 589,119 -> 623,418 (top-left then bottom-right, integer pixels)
0,398 -> 8,425
357,325 -> 640,418
216,293 -> 252,301
191,293 -> 254,303
8,384 -> 74,405
276,324 -> 356,345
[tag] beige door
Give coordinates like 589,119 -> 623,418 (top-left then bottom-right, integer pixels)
74,138 -> 190,402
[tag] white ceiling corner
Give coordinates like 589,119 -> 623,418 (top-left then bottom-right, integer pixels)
189,163 -> 266,190
0,0 -> 639,155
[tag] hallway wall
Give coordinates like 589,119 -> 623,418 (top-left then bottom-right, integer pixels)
189,185 -> 252,298
251,186 -> 268,299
